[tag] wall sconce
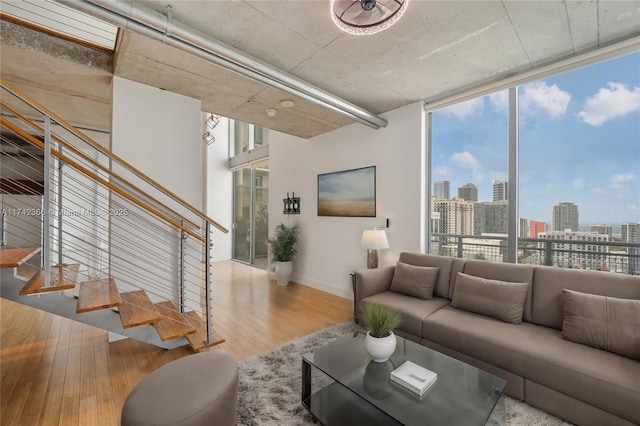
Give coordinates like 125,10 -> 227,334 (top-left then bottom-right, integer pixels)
202,131 -> 215,145
283,192 -> 301,215
361,228 -> 389,269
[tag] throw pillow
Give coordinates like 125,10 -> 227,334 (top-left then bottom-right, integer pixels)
451,272 -> 528,324
389,262 -> 439,300
561,289 -> 640,360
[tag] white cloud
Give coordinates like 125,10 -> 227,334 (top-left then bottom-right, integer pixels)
609,172 -> 637,191
629,204 -> 639,213
434,166 -> 450,176
442,97 -> 484,119
571,178 -> 585,190
451,151 -> 479,170
577,82 -> 640,126
520,81 -> 571,119
489,91 -> 508,112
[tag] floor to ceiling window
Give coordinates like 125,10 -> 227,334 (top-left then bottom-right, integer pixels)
430,90 -> 509,262
518,53 -> 640,273
427,51 -> 640,274
230,120 -> 270,269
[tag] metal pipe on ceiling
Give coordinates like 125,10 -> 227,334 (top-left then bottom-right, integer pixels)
59,0 -> 389,130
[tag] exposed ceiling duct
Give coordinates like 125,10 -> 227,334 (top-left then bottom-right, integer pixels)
58,0 -> 389,130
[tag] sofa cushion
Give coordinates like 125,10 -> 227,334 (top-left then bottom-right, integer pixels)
360,292 -> 449,337
524,324 -> 640,425
398,253 -> 461,299
389,262 -> 438,299
458,260 -> 534,322
561,289 -> 640,360
423,306 -> 539,378
451,272 -> 528,324
423,306 -> 640,424
531,266 -> 640,330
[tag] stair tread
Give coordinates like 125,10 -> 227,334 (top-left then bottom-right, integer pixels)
19,264 -> 80,295
152,301 -> 197,341
51,263 -> 80,286
0,247 -> 41,268
184,311 -> 225,352
119,291 -> 162,329
76,278 -> 123,313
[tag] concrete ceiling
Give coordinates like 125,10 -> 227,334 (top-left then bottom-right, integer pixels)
1,0 -> 640,138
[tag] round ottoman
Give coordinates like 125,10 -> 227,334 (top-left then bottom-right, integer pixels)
121,351 -> 239,426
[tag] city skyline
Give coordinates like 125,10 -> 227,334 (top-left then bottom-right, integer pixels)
431,51 -> 640,226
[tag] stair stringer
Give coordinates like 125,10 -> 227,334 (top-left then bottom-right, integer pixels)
0,270 -> 187,350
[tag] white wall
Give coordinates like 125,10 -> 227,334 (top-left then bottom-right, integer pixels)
112,77 -> 203,207
111,77 -> 203,307
268,102 -> 425,298
205,115 -> 233,261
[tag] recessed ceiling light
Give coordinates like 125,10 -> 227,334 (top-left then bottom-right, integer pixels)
280,99 -> 295,108
266,108 -> 277,117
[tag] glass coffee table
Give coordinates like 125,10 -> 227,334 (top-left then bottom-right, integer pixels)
302,332 -> 506,425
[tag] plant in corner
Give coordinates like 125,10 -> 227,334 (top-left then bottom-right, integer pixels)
362,304 -> 402,362
268,223 -> 299,285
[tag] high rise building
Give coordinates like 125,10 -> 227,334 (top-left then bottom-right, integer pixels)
433,198 -> 474,235
621,223 -> 640,243
590,225 -> 613,239
519,218 -> 528,238
621,223 -> 640,275
529,220 -> 546,238
457,183 -> 478,202
551,202 -> 579,231
474,200 -> 508,235
538,231 -> 609,270
492,180 -> 507,201
433,180 -> 450,200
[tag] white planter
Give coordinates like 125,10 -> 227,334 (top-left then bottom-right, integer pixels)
274,261 -> 293,285
365,331 -> 397,362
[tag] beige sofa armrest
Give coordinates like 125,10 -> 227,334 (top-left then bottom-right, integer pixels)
354,266 -> 395,318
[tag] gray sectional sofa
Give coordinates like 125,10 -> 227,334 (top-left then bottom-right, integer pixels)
355,252 -> 640,426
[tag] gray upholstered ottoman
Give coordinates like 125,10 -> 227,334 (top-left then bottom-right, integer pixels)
121,351 -> 239,426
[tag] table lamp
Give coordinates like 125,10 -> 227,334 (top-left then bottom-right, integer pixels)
361,229 -> 389,269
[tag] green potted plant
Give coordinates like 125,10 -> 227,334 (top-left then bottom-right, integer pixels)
268,223 -> 299,285
362,304 -> 402,362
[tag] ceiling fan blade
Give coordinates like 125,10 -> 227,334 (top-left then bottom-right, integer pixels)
376,2 -> 392,17
336,0 -> 360,16
351,8 -> 374,25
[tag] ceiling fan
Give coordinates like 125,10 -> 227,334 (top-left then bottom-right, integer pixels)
331,0 -> 409,35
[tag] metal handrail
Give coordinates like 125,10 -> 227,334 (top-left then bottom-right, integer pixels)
0,78 -> 228,234
1,100 -> 201,230
1,87 -> 221,346
1,117 -> 206,243
430,233 -> 640,275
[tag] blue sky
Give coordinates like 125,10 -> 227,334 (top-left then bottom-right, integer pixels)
432,52 -> 640,227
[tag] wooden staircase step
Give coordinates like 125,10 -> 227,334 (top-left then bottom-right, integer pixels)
118,291 -> 162,329
0,247 -> 41,268
18,264 -> 80,295
184,311 -> 225,352
51,263 -> 80,286
152,301 -> 197,341
76,278 -> 123,313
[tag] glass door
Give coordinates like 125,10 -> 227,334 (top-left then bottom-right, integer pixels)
232,163 -> 269,268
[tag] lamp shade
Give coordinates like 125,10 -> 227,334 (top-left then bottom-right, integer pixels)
361,229 -> 390,250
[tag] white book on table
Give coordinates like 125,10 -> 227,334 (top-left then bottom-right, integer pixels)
390,360 -> 437,396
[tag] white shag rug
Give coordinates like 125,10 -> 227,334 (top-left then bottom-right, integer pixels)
236,321 -> 571,426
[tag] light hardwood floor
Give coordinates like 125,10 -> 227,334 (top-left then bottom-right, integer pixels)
0,260 -> 353,426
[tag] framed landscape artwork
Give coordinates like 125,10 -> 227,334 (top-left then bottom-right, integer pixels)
317,166 -> 376,217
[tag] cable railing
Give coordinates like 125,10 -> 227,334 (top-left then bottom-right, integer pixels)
1,78 -> 228,347
430,233 -> 640,275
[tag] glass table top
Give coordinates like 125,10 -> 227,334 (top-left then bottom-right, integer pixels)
303,332 -> 506,425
